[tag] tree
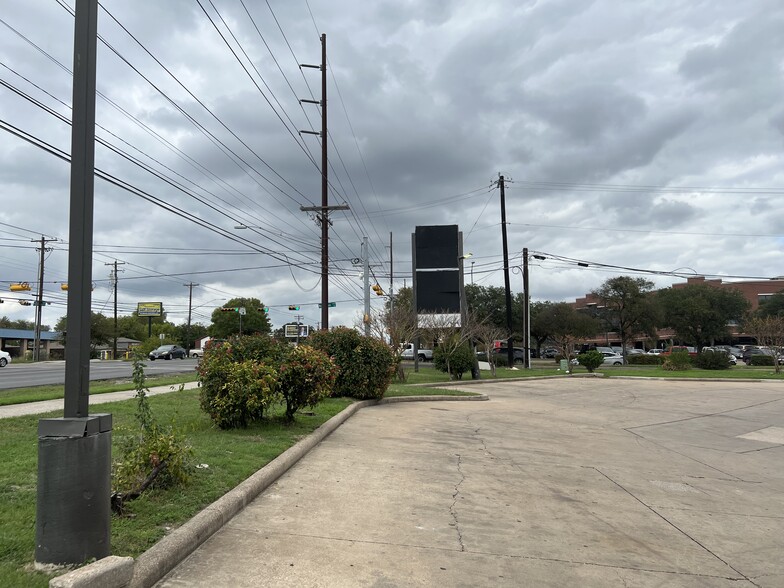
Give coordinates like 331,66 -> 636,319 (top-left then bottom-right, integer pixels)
0,316 -> 44,331
537,303 -> 598,373
744,315 -> 784,374
55,312 -> 113,350
209,298 -> 271,338
529,301 -> 555,356
658,285 -> 750,350
593,276 -> 659,361
466,284 -> 509,331
756,290 -> 784,318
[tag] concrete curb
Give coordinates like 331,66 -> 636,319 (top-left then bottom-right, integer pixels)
51,393 -> 485,588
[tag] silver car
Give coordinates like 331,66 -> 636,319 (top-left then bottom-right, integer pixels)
0,349 -> 11,367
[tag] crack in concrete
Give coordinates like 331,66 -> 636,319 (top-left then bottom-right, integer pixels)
450,453 -> 466,552
590,467 -> 762,588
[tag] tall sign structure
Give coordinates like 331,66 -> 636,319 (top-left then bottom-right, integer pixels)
36,0 -> 111,565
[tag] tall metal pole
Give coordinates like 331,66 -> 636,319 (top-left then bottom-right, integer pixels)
523,248 -> 530,369
320,33 -> 329,331
37,0 -> 111,566
363,237 -> 370,336
499,175 -> 514,367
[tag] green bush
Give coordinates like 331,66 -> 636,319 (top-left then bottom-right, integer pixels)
694,351 -> 731,370
434,343 -> 475,380
224,334 -> 288,363
278,345 -> 338,421
749,355 -> 775,366
627,354 -> 663,365
199,357 -> 279,428
662,351 -> 692,371
576,350 -> 604,373
309,327 -> 395,399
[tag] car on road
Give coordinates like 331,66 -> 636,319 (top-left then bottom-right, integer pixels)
0,350 -> 11,367
149,345 -> 188,360
400,343 -> 433,362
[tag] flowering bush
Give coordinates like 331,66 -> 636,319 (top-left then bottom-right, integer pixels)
278,345 -> 338,421
198,340 -> 280,428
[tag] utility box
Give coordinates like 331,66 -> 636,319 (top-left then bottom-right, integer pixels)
36,415 -> 112,565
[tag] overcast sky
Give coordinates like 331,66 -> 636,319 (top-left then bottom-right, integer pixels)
1,0 -> 783,333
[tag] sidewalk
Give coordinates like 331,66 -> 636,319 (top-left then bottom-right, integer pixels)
0,381 -> 200,419
152,378 -> 784,587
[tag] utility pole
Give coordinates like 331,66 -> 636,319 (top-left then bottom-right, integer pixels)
523,248 -> 530,369
295,314 -> 304,344
496,175 -> 514,367
183,282 -> 198,352
299,33 -> 349,331
33,236 -> 56,361
105,260 -> 124,359
389,232 -> 393,320
363,237 -> 370,336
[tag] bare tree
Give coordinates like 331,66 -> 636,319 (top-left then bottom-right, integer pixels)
745,316 -> 784,374
360,305 -> 421,381
473,318 -> 507,377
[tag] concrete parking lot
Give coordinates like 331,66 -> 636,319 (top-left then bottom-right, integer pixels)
158,378 -> 784,587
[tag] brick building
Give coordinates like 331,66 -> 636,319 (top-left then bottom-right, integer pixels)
572,276 -> 784,349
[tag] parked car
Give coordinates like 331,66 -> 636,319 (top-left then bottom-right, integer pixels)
494,347 -> 526,365
647,348 -> 664,355
400,343 -> 433,362
661,346 -> 697,357
627,349 -> 646,355
0,349 -> 11,367
701,347 -> 737,365
149,344 -> 188,360
541,347 -> 558,358
742,347 -> 783,364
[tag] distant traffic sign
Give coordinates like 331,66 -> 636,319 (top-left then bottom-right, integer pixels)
317,302 -> 336,308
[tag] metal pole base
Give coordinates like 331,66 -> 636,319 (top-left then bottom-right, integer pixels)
35,415 -> 112,565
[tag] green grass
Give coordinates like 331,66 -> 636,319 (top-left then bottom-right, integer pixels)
0,389 -> 352,587
0,373 -> 199,406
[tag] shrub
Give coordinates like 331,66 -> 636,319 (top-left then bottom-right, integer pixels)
627,354 -> 663,365
662,351 -> 692,371
750,355 -> 775,366
278,345 -> 338,421
224,334 -> 288,363
576,350 -> 604,373
199,359 -> 279,428
694,351 -> 731,370
434,343 -> 475,380
112,354 -> 192,513
309,327 -> 395,399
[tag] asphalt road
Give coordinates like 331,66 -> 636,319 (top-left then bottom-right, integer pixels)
0,358 -> 198,389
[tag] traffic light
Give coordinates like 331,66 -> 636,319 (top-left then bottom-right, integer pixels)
10,282 -> 31,292
19,300 -> 31,306
258,307 -> 269,313
371,283 -> 384,296
288,305 -> 300,311
220,307 -> 237,312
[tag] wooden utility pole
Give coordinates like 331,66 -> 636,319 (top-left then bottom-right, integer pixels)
497,175 -> 514,367
299,34 -> 348,331
105,260 -> 125,359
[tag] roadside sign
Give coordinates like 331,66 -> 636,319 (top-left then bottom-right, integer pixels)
137,302 -> 163,317
317,302 -> 337,308
238,307 -> 246,315
284,324 -> 309,338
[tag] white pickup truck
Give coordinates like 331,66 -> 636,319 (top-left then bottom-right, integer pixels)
400,343 -> 433,362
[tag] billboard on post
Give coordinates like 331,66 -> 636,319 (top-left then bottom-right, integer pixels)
137,302 -> 163,317
413,225 -> 461,319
